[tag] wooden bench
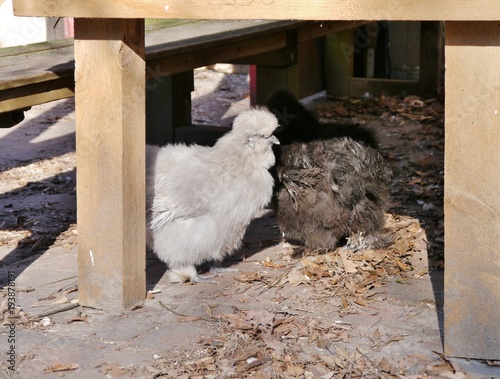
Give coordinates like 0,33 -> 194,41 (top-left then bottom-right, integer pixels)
0,19 -> 362,137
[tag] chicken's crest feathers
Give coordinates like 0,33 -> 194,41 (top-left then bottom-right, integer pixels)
230,107 -> 279,138
213,108 -> 280,170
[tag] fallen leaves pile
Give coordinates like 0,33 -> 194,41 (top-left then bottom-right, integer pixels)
155,310 -> 410,378
150,212 -> 441,378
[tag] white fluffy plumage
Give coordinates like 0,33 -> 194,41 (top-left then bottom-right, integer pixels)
146,108 -> 279,283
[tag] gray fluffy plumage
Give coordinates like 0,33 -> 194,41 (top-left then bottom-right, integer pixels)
267,90 -> 392,250
146,108 -> 279,283
277,138 -> 392,250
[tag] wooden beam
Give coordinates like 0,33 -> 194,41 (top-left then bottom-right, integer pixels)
297,21 -> 366,41
444,21 -> 500,360
0,77 -> 74,113
13,0 -> 500,21
147,32 -> 286,76
419,21 -> 444,96
75,18 -> 146,311
253,64 -> 301,105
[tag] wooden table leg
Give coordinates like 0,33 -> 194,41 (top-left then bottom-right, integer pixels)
74,19 -> 146,310
444,21 -> 500,360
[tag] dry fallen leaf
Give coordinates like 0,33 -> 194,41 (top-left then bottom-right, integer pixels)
319,354 -> 338,370
261,332 -> 285,354
244,310 -> 275,328
46,363 -> 79,372
287,268 -> 308,286
403,95 -> 425,107
286,363 -> 305,376
262,260 -> 286,269
379,94 -> 399,109
235,271 -> 267,283
101,363 -> 127,377
339,250 -> 358,273
396,259 -> 409,271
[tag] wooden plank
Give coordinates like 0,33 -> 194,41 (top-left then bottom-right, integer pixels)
0,20 -> 298,95
75,18 -> 146,311
418,21 -> 444,96
347,78 -> 420,96
253,64 -> 300,105
0,38 -> 73,58
230,46 -> 295,67
147,32 -> 286,76
444,21 -> 500,360
144,20 -> 302,59
13,0 -> 500,21
297,39 -> 325,97
324,30 -> 354,96
0,47 -> 74,90
250,36 -> 326,101
0,77 -> 74,112
1,19 -> 323,115
297,21 -> 366,41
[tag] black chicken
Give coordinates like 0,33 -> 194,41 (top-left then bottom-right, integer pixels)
267,90 -> 392,250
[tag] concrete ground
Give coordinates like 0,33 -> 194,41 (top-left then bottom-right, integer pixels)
1,72 -> 499,378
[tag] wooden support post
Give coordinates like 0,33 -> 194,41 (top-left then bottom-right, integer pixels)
251,30 -> 299,105
444,21 -> 500,360
419,21 -> 443,95
74,19 -> 146,311
250,33 -> 325,105
253,65 -> 300,106
324,30 -> 353,96
146,70 -> 193,146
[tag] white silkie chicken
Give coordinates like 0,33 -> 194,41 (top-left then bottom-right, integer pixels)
146,108 -> 279,283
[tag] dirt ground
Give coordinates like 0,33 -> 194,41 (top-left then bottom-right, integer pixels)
0,66 -> 499,378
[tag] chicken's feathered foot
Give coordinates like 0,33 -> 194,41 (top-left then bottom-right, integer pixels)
168,265 -> 219,284
168,264 -> 240,284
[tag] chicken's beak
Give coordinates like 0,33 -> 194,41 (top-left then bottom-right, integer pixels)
267,135 -> 280,145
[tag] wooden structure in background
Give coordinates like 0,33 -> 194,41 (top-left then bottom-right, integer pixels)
12,0 -> 500,361
0,20 -> 356,136
326,21 -> 443,97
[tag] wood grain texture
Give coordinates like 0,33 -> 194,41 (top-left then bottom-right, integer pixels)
0,20 -> 310,111
75,18 -> 146,311
13,0 -> 500,20
0,79 -> 74,112
444,21 -> 500,360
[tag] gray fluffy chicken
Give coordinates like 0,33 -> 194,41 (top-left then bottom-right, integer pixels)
146,108 -> 280,283
267,90 -> 392,250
